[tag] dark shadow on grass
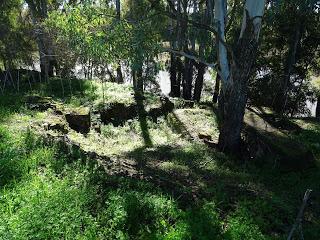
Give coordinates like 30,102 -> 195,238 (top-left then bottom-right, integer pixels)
121,143 -> 252,206
134,92 -> 153,147
247,107 -> 302,133
37,77 -> 98,104
1,76 -> 98,106
165,112 -> 194,141
0,93 -> 27,123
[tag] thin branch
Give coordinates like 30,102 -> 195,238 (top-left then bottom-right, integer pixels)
39,51 -> 58,57
287,189 -> 312,240
164,0 -> 218,34
157,0 -> 235,60
162,47 -> 220,74
226,0 -> 240,34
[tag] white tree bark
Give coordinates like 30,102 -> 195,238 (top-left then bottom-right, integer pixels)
214,0 -> 229,83
215,0 -> 266,85
240,0 -> 266,40
216,0 -> 266,153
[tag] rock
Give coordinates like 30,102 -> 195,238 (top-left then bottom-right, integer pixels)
65,107 -> 91,134
92,124 -> 101,133
53,106 -> 64,115
100,103 -> 137,126
148,107 -> 163,122
43,116 -> 68,134
198,132 -> 212,141
203,139 -> 218,148
160,96 -> 174,112
26,95 -> 57,111
91,112 -> 102,133
100,97 -> 173,125
244,126 -> 315,172
182,100 -> 194,108
149,97 -> 174,122
170,98 -> 194,109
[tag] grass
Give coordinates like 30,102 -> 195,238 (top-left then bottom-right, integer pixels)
0,126 -> 223,239
0,81 -> 320,239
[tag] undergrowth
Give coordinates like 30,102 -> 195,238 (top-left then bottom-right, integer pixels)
0,84 -> 319,239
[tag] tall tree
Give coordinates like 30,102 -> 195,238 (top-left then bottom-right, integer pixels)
0,0 -> 34,70
193,0 -> 207,102
115,0 -> 124,83
26,0 -> 57,77
169,0 -> 181,97
180,0 -> 193,100
215,0 -> 266,153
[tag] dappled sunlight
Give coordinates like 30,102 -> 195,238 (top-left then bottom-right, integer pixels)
1,0 -> 320,238
1,88 -> 320,238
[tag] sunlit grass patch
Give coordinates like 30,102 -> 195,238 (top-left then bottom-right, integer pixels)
93,81 -> 136,109
170,108 -> 219,140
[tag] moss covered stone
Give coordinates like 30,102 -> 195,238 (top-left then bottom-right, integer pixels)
65,107 -> 91,134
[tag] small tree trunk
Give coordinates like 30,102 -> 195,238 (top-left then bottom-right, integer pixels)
107,66 -> 116,82
170,53 -> 180,97
115,0 -> 123,83
137,67 -> 143,93
132,69 -> 136,89
116,0 -> 121,19
316,96 -> 320,119
277,21 -> 302,115
193,63 -> 205,102
176,57 -> 183,97
133,66 -> 143,94
194,13 -> 206,102
213,74 -> 220,103
116,65 -> 124,83
169,53 -> 177,95
182,57 -> 193,100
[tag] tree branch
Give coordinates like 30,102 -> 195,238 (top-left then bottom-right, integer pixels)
226,0 -> 240,34
287,189 -> 312,240
162,47 -> 220,73
152,0 -> 235,60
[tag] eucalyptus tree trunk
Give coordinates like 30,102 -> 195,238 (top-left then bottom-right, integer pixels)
169,0 -> 183,97
26,0 -> 57,77
115,0 -> 124,83
170,53 -> 181,97
193,62 -> 205,102
194,42 -> 206,102
182,54 -> 194,100
277,21 -> 302,115
193,1 -> 206,102
181,0 -> 193,100
212,74 -> 220,103
132,66 -> 143,95
215,0 -> 266,153
169,1 -> 180,97
176,57 -> 183,96
316,96 -> 320,119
